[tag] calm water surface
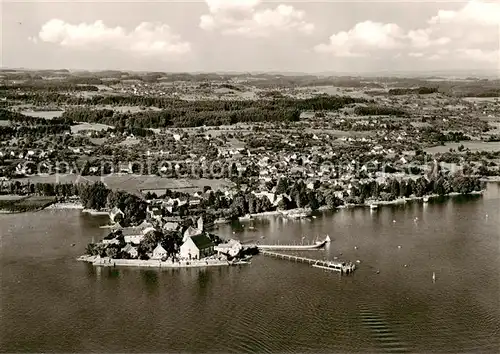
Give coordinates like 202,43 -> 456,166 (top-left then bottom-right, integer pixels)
1,184 -> 499,353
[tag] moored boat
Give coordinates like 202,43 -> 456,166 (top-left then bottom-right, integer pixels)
257,236 -> 329,251
238,214 -> 254,221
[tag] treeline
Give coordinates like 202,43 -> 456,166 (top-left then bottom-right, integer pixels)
58,95 -> 362,128
420,128 -> 471,144
388,87 -> 438,95
2,180 -> 147,226
0,108 -> 71,126
4,91 -> 363,110
62,107 -> 300,128
199,172 -> 485,219
0,109 -> 72,138
354,105 -> 407,116
462,90 -> 500,98
0,83 -> 99,92
0,125 -> 71,138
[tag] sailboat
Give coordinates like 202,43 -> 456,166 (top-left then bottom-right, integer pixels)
432,272 -> 436,282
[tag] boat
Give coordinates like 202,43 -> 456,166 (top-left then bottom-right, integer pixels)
423,196 -> 430,203
369,203 -> 379,210
214,217 -> 231,224
258,236 -> 329,251
432,272 -> 436,282
229,259 -> 251,266
238,214 -> 254,222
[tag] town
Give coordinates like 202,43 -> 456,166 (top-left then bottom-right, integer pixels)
1,70 -> 499,266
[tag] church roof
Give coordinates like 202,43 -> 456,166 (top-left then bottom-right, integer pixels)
190,234 -> 214,250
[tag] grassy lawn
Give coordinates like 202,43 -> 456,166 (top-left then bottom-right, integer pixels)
71,122 -> 114,133
425,141 -> 500,154
20,110 -> 64,119
0,195 -> 56,212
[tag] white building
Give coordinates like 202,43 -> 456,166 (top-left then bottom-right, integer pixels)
121,244 -> 138,258
214,240 -> 242,257
152,243 -> 167,259
179,235 -> 214,260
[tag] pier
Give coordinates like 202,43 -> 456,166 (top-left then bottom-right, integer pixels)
260,250 -> 356,274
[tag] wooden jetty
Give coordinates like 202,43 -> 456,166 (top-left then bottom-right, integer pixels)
260,250 -> 356,274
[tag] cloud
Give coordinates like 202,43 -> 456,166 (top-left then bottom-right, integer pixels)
200,0 -> 314,37
407,29 -> 450,49
314,21 -> 405,57
457,49 -> 499,63
429,0 -> 500,26
35,19 -> 191,57
315,0 -> 499,66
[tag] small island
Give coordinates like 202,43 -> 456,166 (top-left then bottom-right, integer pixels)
79,214 -> 255,268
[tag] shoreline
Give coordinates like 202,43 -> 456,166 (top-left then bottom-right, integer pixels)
242,190 -> 485,218
78,255 -> 240,268
46,202 -> 84,210
82,208 -> 110,216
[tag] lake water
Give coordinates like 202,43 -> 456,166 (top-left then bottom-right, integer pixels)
1,184 -> 499,353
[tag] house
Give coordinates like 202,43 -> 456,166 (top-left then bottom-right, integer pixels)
163,222 -> 179,232
121,244 -> 138,258
137,220 -> 153,232
118,163 -> 132,174
214,239 -> 242,257
179,234 -> 215,260
196,217 -> 203,231
152,243 -> 167,259
183,225 -> 202,242
109,207 -> 124,223
122,227 -> 144,245
141,226 -> 156,235
147,205 -> 163,220
102,234 -> 120,245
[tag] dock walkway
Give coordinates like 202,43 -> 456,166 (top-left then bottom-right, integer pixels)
260,250 -> 356,274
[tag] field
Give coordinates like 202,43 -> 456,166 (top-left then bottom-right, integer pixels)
0,195 -> 25,201
71,122 -> 114,133
0,195 -> 56,212
98,105 -> 162,113
118,137 -> 140,146
21,110 -> 64,119
463,97 -> 500,103
11,174 -> 232,196
425,141 -> 500,154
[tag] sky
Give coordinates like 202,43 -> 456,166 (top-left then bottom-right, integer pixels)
1,0 -> 499,74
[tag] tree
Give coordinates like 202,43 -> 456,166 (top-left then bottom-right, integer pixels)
390,179 -> 400,197
275,177 -> 289,194
414,178 -> 427,197
307,191 -> 319,210
325,193 -> 343,209
434,177 -> 445,196
81,161 -> 90,176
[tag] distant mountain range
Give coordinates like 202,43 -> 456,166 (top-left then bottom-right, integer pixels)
2,67 -> 498,79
